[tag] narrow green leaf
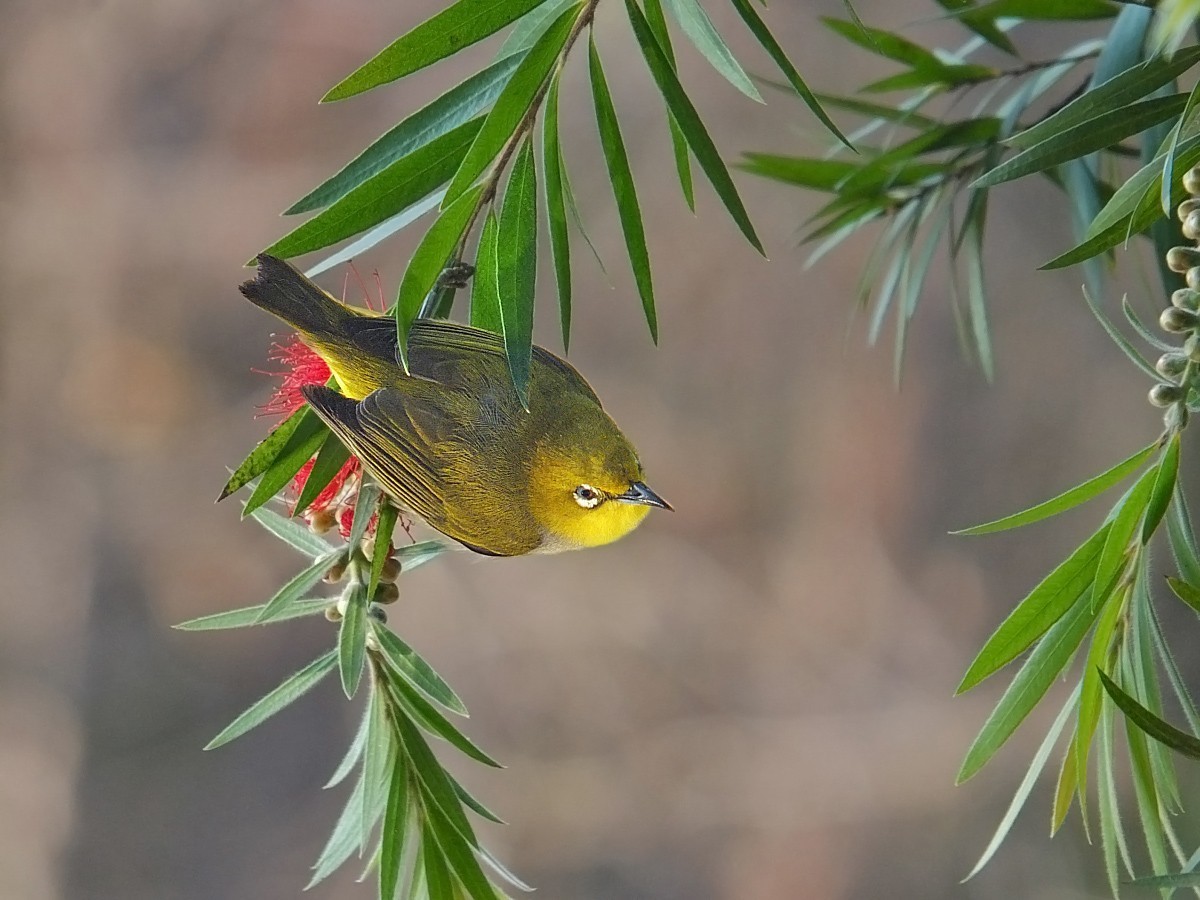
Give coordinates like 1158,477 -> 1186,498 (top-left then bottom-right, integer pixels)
822,17 -> 946,70
589,35 -> 657,342
291,58 -> 520,215
728,0 -> 850,147
347,482 -> 381,553
1167,576 -> 1200,614
542,72 -> 573,350
1091,463 -> 1159,609
974,0 -> 1117,18
264,120 -> 483,261
390,675 -> 500,767
1143,435 -> 1179,543
419,818 -> 456,898
663,0 -> 763,102
1129,872 -> 1200,889
1168,480 -> 1200,585
327,702 -> 371,789
957,522 -> 1111,694
954,441 -> 1158,535
738,155 -> 857,190
291,432 -> 351,516
641,0 -> 694,212
373,623 -> 468,716
1008,45 -> 1200,150
811,92 -> 938,129
369,501 -> 400,602
379,760 -> 411,900
496,135 -> 538,407
975,94 -> 1188,189
248,505 -> 335,560
962,686 -> 1078,881
861,64 -> 993,94
255,549 -> 343,624
173,597 -> 330,631
242,410 -> 329,517
1052,733 -> 1080,834
443,4 -> 580,205
1097,699 -> 1131,894
626,0 -> 764,255
957,594 -> 1103,782
424,803 -> 497,900
361,683 -> 393,848
1161,79 -> 1200,215
339,582 -> 369,698
497,0 -> 578,60
937,0 -> 1016,55
392,705 -> 478,844
1101,670 -> 1200,759
480,843 -> 532,893
469,209 -> 502,335
206,650 -> 337,750
219,406 -> 305,500
323,0 -> 547,102
394,184 -> 486,371
1078,287 -> 1160,380
450,774 -> 506,825
308,770 -> 367,890
965,212 -> 991,382
393,540 -> 451,573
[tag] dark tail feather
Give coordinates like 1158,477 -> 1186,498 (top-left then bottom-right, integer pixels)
240,254 -> 351,338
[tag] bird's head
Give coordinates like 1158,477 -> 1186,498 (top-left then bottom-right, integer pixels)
527,405 -> 670,552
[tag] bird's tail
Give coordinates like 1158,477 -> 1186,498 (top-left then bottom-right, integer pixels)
239,254 -> 354,339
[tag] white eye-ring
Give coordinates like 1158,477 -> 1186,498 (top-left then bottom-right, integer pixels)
573,484 -> 603,509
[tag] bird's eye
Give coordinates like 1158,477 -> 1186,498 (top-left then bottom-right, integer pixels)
573,484 -> 603,509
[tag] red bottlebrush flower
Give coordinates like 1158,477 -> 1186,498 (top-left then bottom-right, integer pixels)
257,334 -> 366,537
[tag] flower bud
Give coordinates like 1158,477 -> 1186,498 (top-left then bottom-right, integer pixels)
1185,211 -> 1200,241
373,581 -> 400,605
1150,383 -> 1184,407
1178,198 -> 1200,221
1173,288 -> 1200,310
1187,334 -> 1200,362
1167,246 -> 1200,273
324,604 -> 343,622
1185,165 -> 1200,196
368,606 -> 388,624
1189,267 -> 1200,290
1166,402 -> 1190,431
1157,352 -> 1189,379
323,556 -> 349,583
309,508 -> 338,535
379,556 -> 402,583
1161,307 -> 1199,333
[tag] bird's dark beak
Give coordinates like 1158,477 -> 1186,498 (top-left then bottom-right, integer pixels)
616,481 -> 673,511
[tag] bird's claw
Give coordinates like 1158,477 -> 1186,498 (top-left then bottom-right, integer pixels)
437,262 -> 475,290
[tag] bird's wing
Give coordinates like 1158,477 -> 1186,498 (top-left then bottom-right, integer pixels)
301,385 -> 447,530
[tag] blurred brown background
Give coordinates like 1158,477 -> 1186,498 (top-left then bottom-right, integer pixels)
0,1 -> 1179,898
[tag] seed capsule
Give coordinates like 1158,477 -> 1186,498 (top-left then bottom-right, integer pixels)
1185,211 -> 1200,241
1166,403 -> 1190,431
1178,198 -> 1200,221
1185,165 -> 1200,196
1157,352 -> 1189,379
1189,267 -> 1200,290
324,605 -> 343,622
1173,288 -> 1200,310
1167,246 -> 1200,273
1150,383 -> 1184,407
379,556 -> 402,583
373,582 -> 400,605
1161,307 -> 1200,333
323,556 -> 349,583
367,607 -> 387,624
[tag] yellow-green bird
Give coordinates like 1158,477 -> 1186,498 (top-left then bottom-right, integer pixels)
240,254 -> 670,556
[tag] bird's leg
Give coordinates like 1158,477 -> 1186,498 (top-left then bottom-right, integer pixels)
436,261 -> 475,290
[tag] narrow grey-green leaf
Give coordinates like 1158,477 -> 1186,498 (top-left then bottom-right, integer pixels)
728,0 -> 850,147
1167,481 -> 1200,585
1007,45 -> 1200,150
379,758 -> 411,900
369,502 -> 400,602
975,94 -> 1188,189
327,702 -> 371,789
263,120 -> 483,261
241,410 -> 328,517
1161,78 -> 1200,214
962,686 -> 1079,881
323,0 -> 547,102
443,4 -> 580,205
255,549 -> 343,624
627,0 -> 764,255
957,595 -> 1102,782
450,774 -> 506,824
394,184 -> 485,371
173,597 -> 330,631
1142,434 -> 1179,542
206,650 -> 337,750
391,676 -> 500,767
543,72 -> 572,350
423,804 -> 497,900
469,209 -> 502,334
373,623 -> 468,716
497,0 -> 577,60
291,432 -> 351,517
663,0 -> 763,101
958,522 -> 1111,694
219,406 -> 305,500
248,505 -> 335,560
308,770 -> 367,889
954,441 -> 1158,535
1100,670 -> 1200,759
497,135 -> 538,407
643,0 -> 695,208
393,539 -> 451,573
347,482 -> 381,552
307,190 -> 446,279
361,683 -> 393,848
292,58 -> 520,215
1091,463 -> 1159,609
590,35 -> 657,342
339,582 -> 369,698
